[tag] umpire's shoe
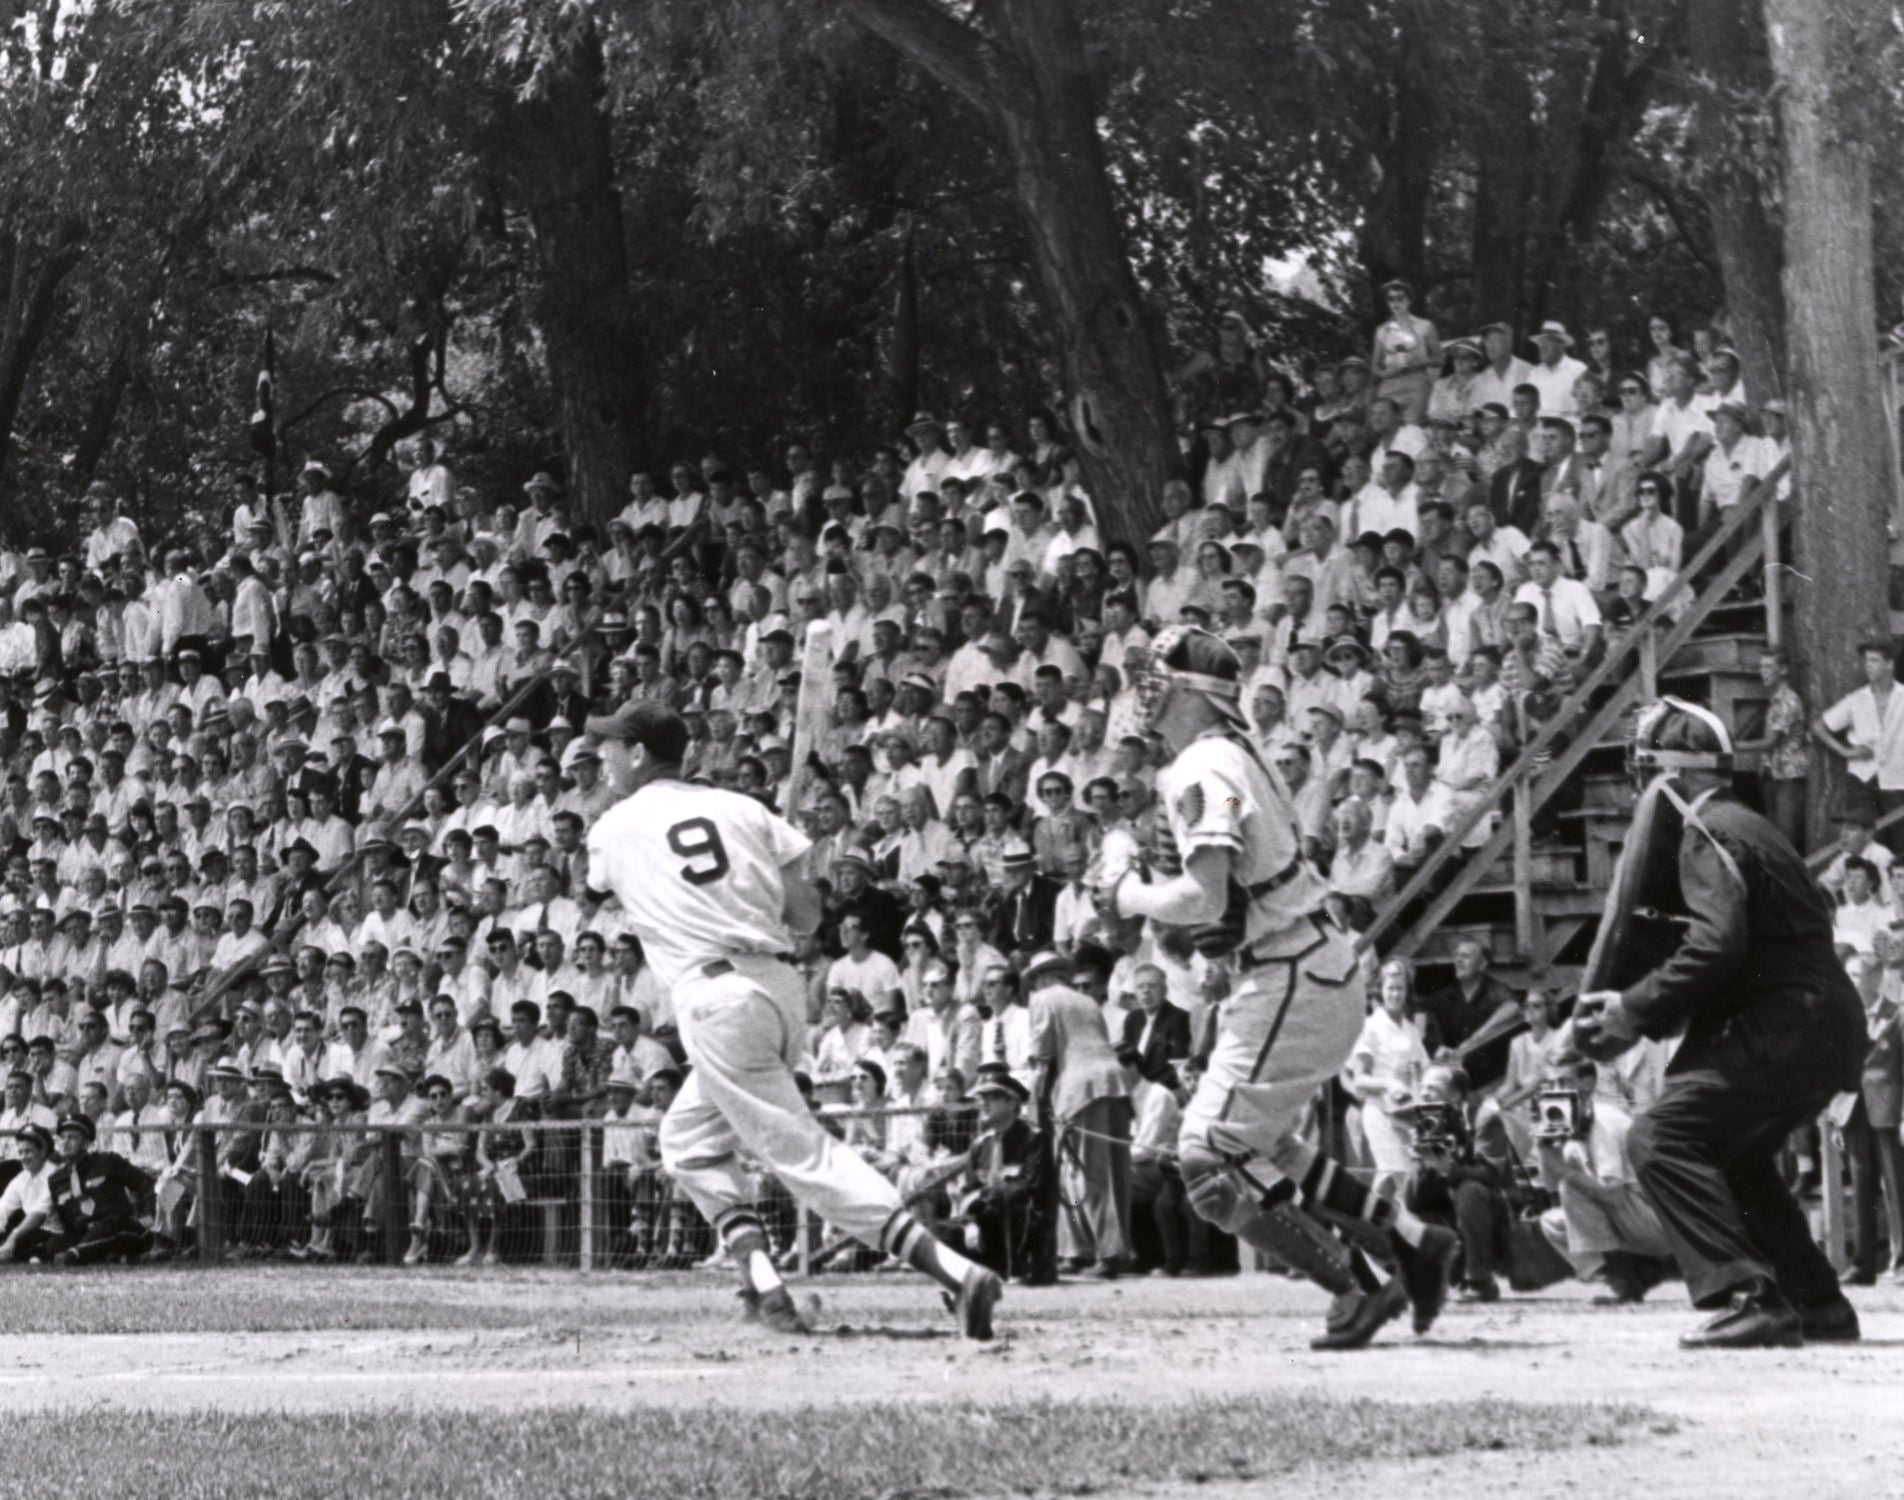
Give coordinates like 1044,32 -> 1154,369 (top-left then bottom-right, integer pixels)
1798,1295 -> 1861,1344
1679,1281 -> 1802,1349
1310,1280 -> 1407,1351
955,1266 -> 1004,1340
1391,1224 -> 1460,1335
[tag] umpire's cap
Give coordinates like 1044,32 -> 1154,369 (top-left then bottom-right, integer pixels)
584,701 -> 689,762
56,1114 -> 96,1145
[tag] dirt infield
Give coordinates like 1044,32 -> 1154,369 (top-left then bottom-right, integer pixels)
0,1267 -> 1897,1497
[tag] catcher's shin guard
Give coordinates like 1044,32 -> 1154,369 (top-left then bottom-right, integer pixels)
1182,1146 -> 1354,1295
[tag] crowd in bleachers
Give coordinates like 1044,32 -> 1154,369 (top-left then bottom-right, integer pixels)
0,290 -> 1885,1290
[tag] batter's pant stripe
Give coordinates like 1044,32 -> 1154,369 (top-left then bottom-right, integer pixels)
1220,962 -> 1298,1124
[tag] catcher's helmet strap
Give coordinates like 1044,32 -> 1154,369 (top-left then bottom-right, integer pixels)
1168,667 -> 1242,700
1655,778 -> 1747,893
1636,747 -> 1735,772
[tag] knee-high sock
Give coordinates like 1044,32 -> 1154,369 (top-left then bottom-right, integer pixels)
880,1208 -> 977,1294
714,1207 -> 783,1296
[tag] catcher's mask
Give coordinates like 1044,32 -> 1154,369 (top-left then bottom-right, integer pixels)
1133,625 -> 1247,731
1629,695 -> 1733,785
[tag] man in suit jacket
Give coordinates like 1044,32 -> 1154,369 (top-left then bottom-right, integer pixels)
985,846 -> 1061,959
1419,937 -> 1521,1093
1489,448 -> 1546,538
423,673 -> 487,775
1118,963 -> 1193,1084
1574,700 -> 1867,1349
1025,949 -> 1131,1274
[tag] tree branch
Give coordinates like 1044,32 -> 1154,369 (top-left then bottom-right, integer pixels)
278,386 -> 401,436
213,264 -> 341,288
1625,167 -> 1721,280
836,0 -> 998,117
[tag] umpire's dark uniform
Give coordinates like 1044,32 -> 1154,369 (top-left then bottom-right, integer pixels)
44,1122 -> 154,1265
1619,790 -> 1866,1314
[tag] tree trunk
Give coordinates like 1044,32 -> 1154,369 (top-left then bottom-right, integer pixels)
1359,33 -> 1435,297
0,220 -> 85,480
1761,0 -> 1891,833
493,20 -> 641,530
71,344 -> 134,489
989,0 -> 1180,541
838,0 -> 1182,544
1523,4 -> 1669,328
1687,0 -> 1786,402
1469,11 -> 1536,330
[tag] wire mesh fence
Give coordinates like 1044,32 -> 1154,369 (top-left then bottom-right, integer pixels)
90,1103 -> 949,1272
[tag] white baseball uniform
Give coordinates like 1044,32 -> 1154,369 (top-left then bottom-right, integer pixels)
1164,731 -> 1362,1164
586,775 -> 911,1245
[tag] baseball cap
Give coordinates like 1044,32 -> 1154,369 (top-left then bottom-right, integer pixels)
584,701 -> 689,762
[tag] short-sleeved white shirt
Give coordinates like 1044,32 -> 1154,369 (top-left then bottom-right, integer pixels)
1514,576 -> 1604,652
1822,683 -> 1904,789
1648,397 -> 1713,461
0,1161 -> 51,1224
1154,731 -> 1329,940
586,777 -> 810,990
1701,435 -> 1772,510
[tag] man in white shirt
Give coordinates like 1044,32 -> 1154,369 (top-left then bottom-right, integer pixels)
1469,322 -> 1535,413
1525,323 -> 1588,415
501,999 -> 564,1101
1815,640 -> 1904,842
1384,746 -> 1453,873
828,913 -> 904,1015
0,1124 -> 55,1261
901,414 -> 950,504
1463,499 -> 1530,590
1642,355 -> 1715,519
1699,402 -> 1771,525
1513,542 -> 1603,661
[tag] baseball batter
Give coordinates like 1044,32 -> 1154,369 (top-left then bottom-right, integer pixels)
582,701 -> 1003,1338
1101,626 -> 1458,1349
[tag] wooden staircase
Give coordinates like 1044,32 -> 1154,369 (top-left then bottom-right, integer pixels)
1360,491 -> 1788,991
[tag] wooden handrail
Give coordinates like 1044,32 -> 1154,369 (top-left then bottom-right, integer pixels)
1359,489 -> 1774,958
1376,522 -> 1770,965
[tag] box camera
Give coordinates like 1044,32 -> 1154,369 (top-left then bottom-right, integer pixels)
1534,1087 -> 1587,1144
1407,1100 -> 1463,1159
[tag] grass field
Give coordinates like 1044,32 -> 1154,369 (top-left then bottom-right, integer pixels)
0,1267 -> 1893,1499
0,1396 -> 1650,1500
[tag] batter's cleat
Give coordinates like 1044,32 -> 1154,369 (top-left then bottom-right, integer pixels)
954,1265 -> 1004,1341
1391,1224 -> 1459,1335
1798,1296 -> 1861,1344
739,1285 -> 812,1335
1310,1279 -> 1408,1351
1679,1285 -> 1802,1350
1455,1276 -> 1501,1304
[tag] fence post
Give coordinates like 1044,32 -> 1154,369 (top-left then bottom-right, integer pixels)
578,1123 -> 595,1273
380,1131 -> 406,1266
1761,496 -> 1783,649
195,1129 -> 224,1263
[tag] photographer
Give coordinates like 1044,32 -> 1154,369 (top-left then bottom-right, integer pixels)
1531,1055 -> 1676,1302
1400,1063 -> 1516,1303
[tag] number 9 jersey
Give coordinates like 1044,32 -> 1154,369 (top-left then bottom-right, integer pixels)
585,780 -> 812,991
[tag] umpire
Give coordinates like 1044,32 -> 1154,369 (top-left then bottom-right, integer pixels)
1575,698 -> 1867,1348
